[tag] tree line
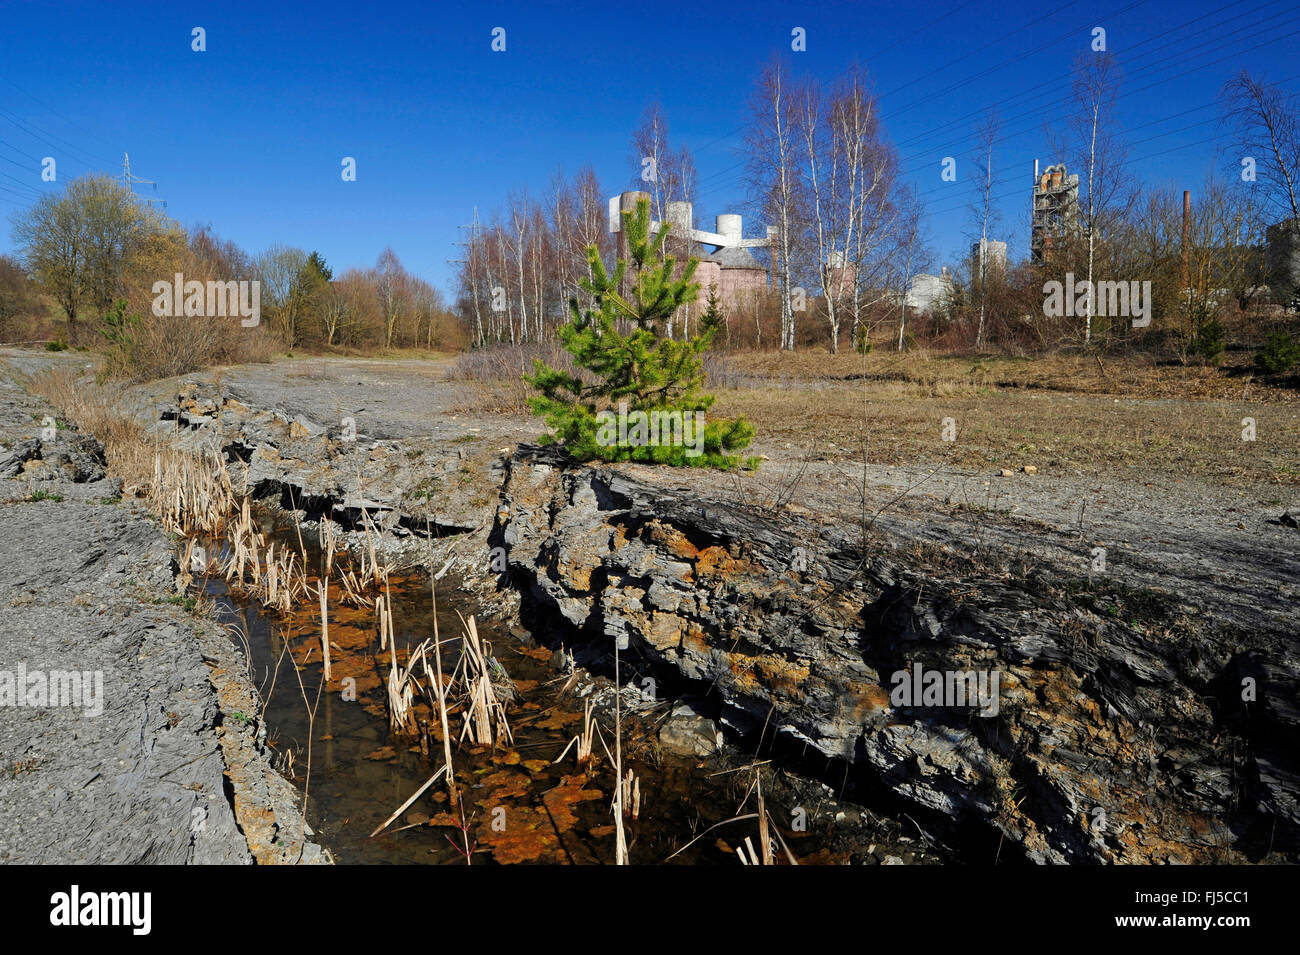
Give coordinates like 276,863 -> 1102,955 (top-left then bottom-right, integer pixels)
454,54 -> 1300,360
3,174 -> 463,379
3,54 -> 1296,375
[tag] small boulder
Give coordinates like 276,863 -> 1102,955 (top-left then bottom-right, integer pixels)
658,704 -> 722,757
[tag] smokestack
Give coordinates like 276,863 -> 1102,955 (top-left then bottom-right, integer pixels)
1033,159 -> 1039,251
1182,190 -> 1191,290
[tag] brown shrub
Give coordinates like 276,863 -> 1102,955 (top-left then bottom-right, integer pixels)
102,309 -> 276,382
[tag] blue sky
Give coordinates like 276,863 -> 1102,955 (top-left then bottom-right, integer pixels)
1,0 -> 1296,293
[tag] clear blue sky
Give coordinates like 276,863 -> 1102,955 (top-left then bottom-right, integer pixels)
2,0 -> 1296,294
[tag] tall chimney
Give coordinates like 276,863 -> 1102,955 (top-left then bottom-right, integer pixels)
1032,159 -> 1040,260
1182,190 -> 1191,290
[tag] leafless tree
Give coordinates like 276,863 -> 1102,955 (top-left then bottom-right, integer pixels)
746,55 -> 804,350
1222,71 -> 1300,225
629,102 -> 698,226
893,188 -> 928,351
970,110 -> 1001,350
796,66 -> 903,353
1050,51 -> 1132,345
375,246 -> 410,349
256,244 -> 309,345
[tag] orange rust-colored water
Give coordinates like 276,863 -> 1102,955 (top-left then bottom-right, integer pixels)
202,520 -> 822,864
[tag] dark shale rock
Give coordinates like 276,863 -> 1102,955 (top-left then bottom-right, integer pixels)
154,380 -> 488,538
494,445 -> 1300,864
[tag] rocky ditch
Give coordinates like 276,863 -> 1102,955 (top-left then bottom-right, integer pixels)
109,378 -> 1300,863
495,447 -> 1299,863
0,376 -> 326,864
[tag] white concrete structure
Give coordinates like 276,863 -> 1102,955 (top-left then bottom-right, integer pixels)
610,191 -> 776,307
905,268 -> 954,313
970,239 -> 1007,276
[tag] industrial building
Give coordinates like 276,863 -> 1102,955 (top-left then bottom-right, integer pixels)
905,268 -> 954,313
610,190 -> 773,309
608,190 -> 866,310
1267,218 -> 1300,302
970,239 -> 1007,278
1031,160 -> 1079,264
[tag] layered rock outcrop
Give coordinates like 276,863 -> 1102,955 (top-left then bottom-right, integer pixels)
495,445 -> 1299,864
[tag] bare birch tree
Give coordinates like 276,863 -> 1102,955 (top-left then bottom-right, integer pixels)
970,109 -> 1001,350
1222,71 -> 1300,224
1051,52 -> 1131,345
746,55 -> 803,350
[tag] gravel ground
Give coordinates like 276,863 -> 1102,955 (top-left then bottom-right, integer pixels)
144,352 -> 1297,639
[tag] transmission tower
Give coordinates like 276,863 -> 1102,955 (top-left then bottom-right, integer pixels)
121,152 -> 166,208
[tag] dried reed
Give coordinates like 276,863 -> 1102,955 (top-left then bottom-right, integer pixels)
454,613 -> 513,749
554,698 -> 598,767
424,516 -> 458,806
318,578 -> 331,683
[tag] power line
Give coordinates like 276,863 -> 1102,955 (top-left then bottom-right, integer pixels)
0,72 -> 126,158
690,0 -> 1140,194
0,171 -> 44,201
881,0 -> 1100,107
915,28 -> 1300,220
694,8 -> 1299,213
890,0 -> 1277,158
921,105 -> 1290,225
689,0 -> 985,157
0,182 -> 42,205
0,104 -> 119,173
893,0 -> 1297,172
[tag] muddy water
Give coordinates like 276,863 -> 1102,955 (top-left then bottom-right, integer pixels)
201,519 -> 826,864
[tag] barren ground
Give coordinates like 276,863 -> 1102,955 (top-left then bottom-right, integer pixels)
4,345 -> 1296,864
116,349 -> 1300,638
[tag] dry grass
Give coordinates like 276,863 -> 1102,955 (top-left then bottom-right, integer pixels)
618,768 -> 641,821
385,631 -> 421,734
224,495 -> 310,613
713,347 -> 1297,403
423,536 -> 457,806
444,344 -> 1298,484
554,698 -> 598,768
148,449 -> 235,536
706,353 -> 1300,486
451,341 -> 580,415
666,773 -> 798,866
26,366 -> 157,488
337,509 -> 394,608
317,579 -> 331,683
101,311 -> 276,383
